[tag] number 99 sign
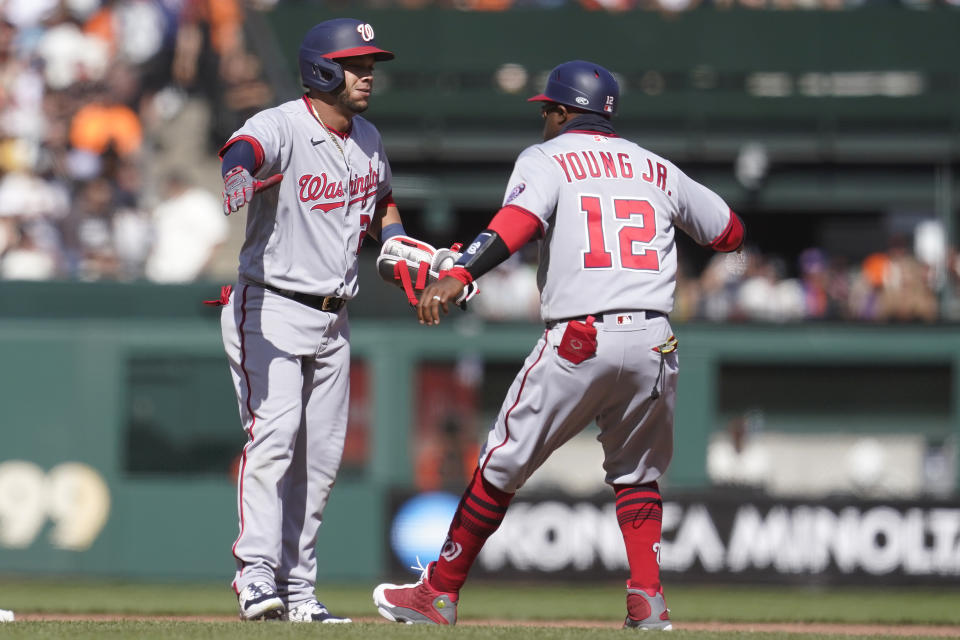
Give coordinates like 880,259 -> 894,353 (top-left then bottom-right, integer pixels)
0,461 -> 110,551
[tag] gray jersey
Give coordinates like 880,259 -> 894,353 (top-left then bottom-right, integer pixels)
502,131 -> 731,321
226,96 -> 392,298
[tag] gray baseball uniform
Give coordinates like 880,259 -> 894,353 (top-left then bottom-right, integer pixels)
373,60 -> 744,630
220,96 -> 392,606
478,131 -> 734,493
372,61 -> 744,629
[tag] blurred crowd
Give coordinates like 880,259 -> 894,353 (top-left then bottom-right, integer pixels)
676,237 -> 951,323
1,0 -> 958,327
473,229 -> 960,323
0,0 -> 272,282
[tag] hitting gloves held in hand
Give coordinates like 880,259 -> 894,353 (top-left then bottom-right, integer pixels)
222,166 -> 255,215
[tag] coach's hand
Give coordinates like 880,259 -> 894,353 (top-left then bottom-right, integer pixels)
418,277 -> 465,326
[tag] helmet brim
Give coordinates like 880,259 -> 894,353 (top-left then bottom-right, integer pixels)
323,46 -> 395,61
526,94 -> 553,103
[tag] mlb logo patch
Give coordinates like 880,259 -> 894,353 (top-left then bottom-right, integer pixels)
616,314 -> 633,326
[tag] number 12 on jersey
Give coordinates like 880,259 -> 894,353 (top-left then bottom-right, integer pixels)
579,195 -> 660,272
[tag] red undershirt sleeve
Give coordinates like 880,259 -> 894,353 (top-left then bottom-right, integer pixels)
709,210 -> 745,253
487,205 -> 544,253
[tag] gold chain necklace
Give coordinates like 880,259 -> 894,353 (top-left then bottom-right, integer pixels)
306,97 -> 346,157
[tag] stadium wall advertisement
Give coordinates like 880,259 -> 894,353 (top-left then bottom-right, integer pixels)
387,491 -> 960,585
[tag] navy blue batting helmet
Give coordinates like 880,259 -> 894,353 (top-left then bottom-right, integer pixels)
299,18 -> 394,92
528,60 -> 619,116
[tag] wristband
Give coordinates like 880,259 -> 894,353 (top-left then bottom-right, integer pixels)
380,223 -> 406,243
443,266 -> 474,285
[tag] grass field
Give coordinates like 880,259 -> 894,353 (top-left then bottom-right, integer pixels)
1,579 -> 959,639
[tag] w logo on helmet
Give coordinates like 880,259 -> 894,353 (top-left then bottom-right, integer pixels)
357,23 -> 375,42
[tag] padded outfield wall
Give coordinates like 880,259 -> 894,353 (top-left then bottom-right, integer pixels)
0,281 -> 957,582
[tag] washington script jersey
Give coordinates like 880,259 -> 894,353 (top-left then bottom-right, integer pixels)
223,96 -> 392,298
502,129 -> 734,321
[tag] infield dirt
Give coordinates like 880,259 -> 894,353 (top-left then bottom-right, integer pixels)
9,613 -> 960,636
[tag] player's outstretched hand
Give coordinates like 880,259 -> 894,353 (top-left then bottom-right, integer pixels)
418,277 -> 466,326
223,169 -> 283,215
223,166 -> 255,215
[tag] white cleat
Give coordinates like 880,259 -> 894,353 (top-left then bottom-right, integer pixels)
237,581 -> 284,621
284,599 -> 351,623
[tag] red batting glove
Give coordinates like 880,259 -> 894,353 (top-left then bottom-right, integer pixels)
223,166 -> 255,215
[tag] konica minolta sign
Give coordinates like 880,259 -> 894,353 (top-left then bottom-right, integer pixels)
386,491 -> 960,584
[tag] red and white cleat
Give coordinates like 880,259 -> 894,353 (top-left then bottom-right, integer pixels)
373,561 -> 458,625
623,583 -> 672,630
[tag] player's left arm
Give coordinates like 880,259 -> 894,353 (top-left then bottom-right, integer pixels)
675,169 -> 745,253
709,209 -> 746,253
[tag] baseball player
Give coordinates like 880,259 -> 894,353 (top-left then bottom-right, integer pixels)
373,60 -> 744,628
216,19 -> 412,622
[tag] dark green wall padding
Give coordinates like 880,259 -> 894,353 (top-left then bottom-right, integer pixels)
1,281 -> 957,580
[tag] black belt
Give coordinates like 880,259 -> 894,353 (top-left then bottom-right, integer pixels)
259,283 -> 346,312
549,310 -> 665,327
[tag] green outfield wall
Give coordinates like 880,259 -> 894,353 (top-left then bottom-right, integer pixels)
0,281 -> 958,581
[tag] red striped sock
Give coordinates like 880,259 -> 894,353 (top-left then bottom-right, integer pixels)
615,481 -> 663,591
430,468 -> 514,594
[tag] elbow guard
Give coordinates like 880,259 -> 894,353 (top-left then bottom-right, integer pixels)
455,230 -> 511,281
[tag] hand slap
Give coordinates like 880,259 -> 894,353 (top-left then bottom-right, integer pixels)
417,277 -> 466,326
